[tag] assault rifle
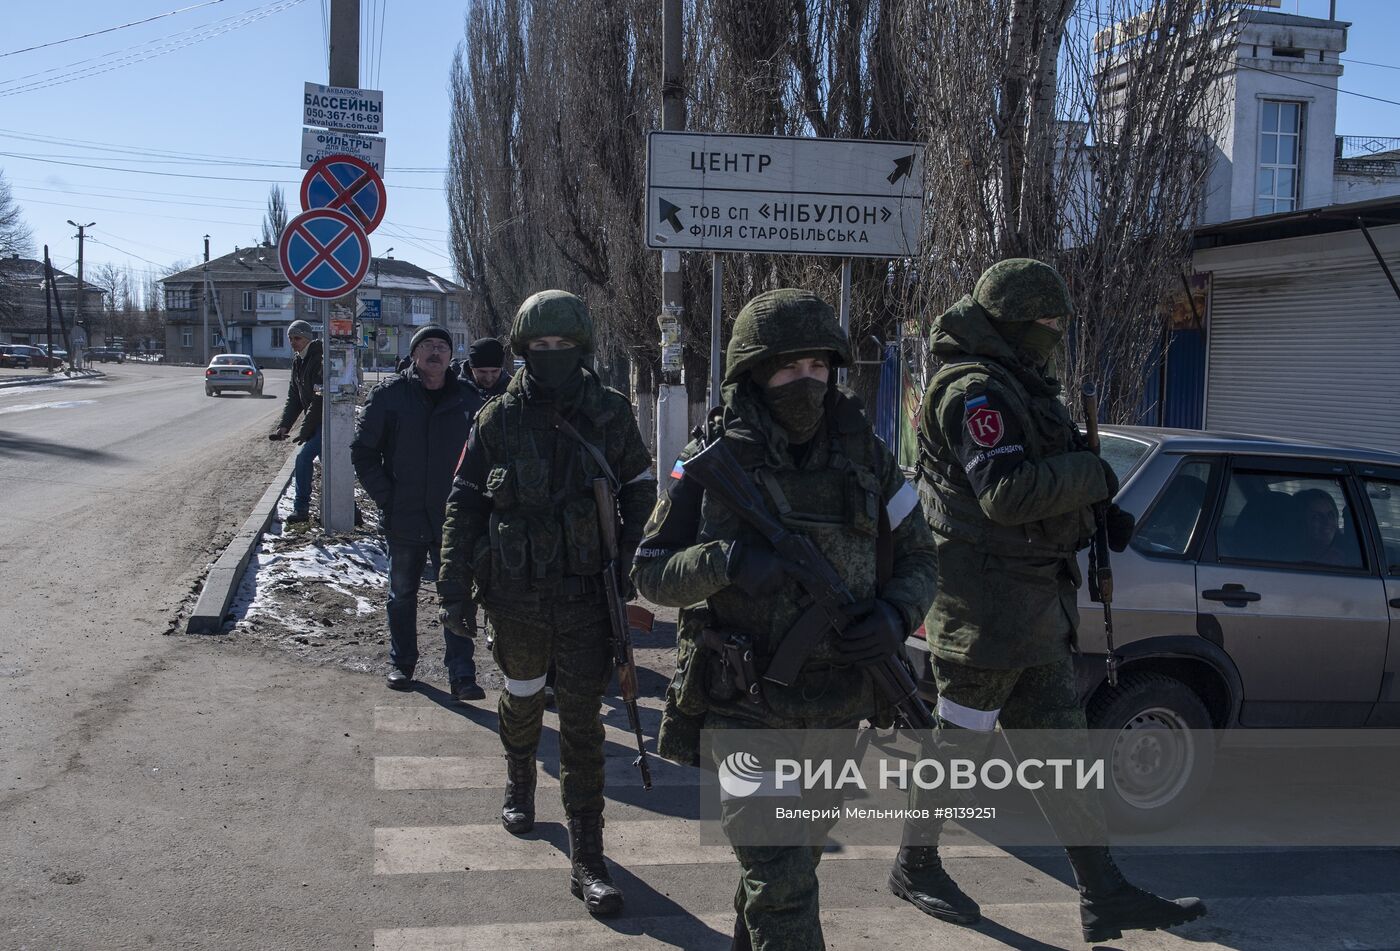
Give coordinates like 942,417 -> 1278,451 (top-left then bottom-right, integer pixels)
592,477 -> 654,789
1080,383 -> 1119,688
681,438 -> 934,730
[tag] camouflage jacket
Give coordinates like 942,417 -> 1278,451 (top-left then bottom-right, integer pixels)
634,382 -> 938,732
437,368 -> 655,623
917,296 -> 1110,668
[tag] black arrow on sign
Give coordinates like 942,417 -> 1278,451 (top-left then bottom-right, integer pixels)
880,207 -> 891,223
659,198 -> 684,233
887,154 -> 915,185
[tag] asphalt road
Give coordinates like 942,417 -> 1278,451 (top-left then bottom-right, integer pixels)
3,363 -> 1398,950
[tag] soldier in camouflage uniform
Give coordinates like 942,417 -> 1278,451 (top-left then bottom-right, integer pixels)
437,290 -> 656,916
634,289 -> 938,951
898,258 -> 1206,943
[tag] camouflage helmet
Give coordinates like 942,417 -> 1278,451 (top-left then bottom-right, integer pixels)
724,288 -> 851,384
972,258 -> 1073,323
510,289 -> 594,354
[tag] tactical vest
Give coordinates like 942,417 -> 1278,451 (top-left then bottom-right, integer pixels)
917,359 -> 1088,559
701,403 -> 884,670
481,391 -> 614,594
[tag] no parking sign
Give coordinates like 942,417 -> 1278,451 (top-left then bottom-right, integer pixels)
278,208 -> 371,300
300,153 -> 387,233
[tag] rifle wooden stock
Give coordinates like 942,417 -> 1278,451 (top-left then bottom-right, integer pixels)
592,478 -> 653,789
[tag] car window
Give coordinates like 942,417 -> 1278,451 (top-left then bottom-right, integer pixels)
1133,459 -> 1213,557
1099,433 -> 1151,483
1363,480 -> 1400,576
1216,470 -> 1364,570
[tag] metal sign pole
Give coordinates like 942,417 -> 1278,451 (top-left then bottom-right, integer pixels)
710,253 -> 723,408
319,0 -> 361,534
838,258 -> 852,386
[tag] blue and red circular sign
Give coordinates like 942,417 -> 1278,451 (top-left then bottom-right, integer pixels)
278,208 -> 371,300
300,154 -> 387,234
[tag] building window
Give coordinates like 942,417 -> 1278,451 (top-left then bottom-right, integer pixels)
166,288 -> 191,309
1257,100 -> 1303,215
304,294 -> 316,313
242,290 -> 254,312
411,297 -> 435,323
448,298 -> 461,323
272,327 -> 285,349
181,328 -> 194,348
454,332 -> 466,352
385,295 -> 403,318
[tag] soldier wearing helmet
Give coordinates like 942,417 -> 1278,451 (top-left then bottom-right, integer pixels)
437,290 -> 656,917
897,259 -> 1204,942
634,289 -> 938,950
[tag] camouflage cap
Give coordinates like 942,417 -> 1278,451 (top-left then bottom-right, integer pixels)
510,289 -> 594,354
971,258 -> 1073,324
724,288 -> 851,384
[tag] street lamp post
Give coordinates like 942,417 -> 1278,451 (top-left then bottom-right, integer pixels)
67,220 -> 95,368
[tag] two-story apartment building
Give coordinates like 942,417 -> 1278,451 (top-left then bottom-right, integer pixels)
162,248 -> 467,368
0,254 -> 105,348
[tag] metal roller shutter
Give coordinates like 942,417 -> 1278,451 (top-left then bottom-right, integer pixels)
1205,239 -> 1400,452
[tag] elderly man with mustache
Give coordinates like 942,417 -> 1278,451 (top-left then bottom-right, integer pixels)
352,324 -> 482,701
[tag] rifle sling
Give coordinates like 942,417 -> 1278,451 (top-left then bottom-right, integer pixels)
553,412 -> 619,493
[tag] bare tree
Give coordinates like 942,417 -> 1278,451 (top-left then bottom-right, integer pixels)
0,169 -> 34,323
260,185 -> 289,247
897,0 -> 1238,421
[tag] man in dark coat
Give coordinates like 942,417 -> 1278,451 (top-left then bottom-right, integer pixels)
352,325 -> 481,701
270,319 -> 322,524
459,336 -> 511,418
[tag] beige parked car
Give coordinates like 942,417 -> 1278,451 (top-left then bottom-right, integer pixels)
906,426 -> 1400,829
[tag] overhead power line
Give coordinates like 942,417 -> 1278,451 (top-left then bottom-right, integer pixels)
1235,60 -> 1400,108
0,0 -> 310,99
0,150 -> 446,190
0,0 -> 227,58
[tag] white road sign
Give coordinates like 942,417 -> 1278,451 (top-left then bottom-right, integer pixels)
645,131 -> 924,258
301,128 -> 386,173
303,82 -> 383,134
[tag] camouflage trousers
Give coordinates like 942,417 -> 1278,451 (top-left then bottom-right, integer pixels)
907,655 -> 1107,846
708,711 -> 862,951
488,604 -> 612,816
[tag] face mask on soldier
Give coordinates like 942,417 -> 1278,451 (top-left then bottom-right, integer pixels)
762,376 -> 828,444
525,345 -> 583,390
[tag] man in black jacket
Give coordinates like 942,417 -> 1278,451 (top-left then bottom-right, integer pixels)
459,337 -> 511,416
271,320 -> 323,524
352,325 -> 482,700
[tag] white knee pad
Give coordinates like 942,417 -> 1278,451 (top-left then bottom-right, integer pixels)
504,673 -> 548,698
935,696 -> 999,732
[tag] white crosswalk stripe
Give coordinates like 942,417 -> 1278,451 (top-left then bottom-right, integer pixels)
369,690 -> 1399,949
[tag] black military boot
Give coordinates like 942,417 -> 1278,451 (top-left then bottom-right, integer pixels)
567,811 -> 623,916
888,844 -> 981,925
1066,846 -> 1206,943
500,753 -> 536,835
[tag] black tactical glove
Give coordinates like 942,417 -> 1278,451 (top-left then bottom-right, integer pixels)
726,541 -> 786,597
838,599 -> 905,667
439,600 -> 474,639
1099,456 -> 1120,500
1105,504 -> 1136,553
619,543 -> 638,602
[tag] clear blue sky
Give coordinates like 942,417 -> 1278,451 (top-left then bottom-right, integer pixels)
2,0 -> 1397,299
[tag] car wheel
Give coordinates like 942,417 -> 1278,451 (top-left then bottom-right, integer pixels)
1086,672 -> 1215,833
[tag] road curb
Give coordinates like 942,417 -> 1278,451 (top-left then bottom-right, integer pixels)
0,369 -> 106,389
187,452 -> 299,635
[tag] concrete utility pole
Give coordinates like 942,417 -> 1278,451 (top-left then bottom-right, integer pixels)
68,220 -> 95,365
321,0 -> 361,533
656,0 -> 687,481
201,234 -> 211,364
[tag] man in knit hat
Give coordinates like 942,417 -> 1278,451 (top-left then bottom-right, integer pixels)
270,319 -> 323,524
352,325 -> 482,700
